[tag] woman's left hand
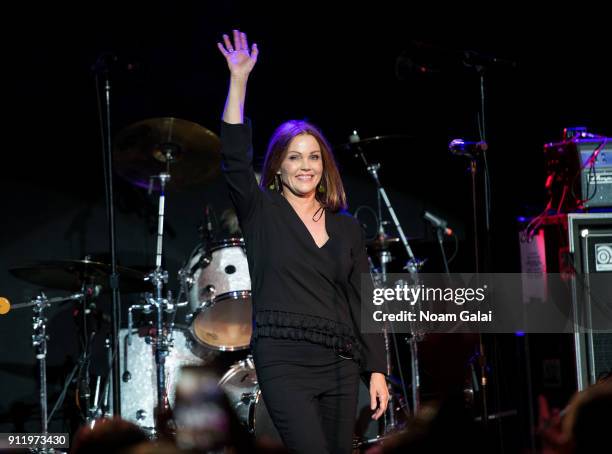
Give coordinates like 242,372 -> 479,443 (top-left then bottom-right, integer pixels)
369,372 -> 389,420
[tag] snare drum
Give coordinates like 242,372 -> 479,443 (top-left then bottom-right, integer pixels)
182,238 -> 252,351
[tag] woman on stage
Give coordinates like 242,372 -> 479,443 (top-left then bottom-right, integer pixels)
217,29 -> 388,454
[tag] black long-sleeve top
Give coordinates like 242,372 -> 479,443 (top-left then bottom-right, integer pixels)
220,120 -> 386,374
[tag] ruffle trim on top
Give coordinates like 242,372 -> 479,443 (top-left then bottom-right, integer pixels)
252,310 -> 361,362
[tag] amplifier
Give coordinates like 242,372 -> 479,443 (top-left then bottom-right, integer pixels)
567,213 -> 612,389
544,134 -> 612,210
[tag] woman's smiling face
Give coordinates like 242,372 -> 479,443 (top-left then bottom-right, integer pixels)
279,134 -> 323,197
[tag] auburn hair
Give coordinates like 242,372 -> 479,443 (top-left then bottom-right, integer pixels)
260,120 -> 347,212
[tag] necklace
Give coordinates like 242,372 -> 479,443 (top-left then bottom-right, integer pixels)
312,205 -> 325,222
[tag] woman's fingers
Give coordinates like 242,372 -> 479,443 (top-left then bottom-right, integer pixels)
219,31 -> 257,69
217,42 -> 229,56
233,29 -> 241,51
378,392 -> 389,419
370,389 -> 377,411
370,385 -> 389,420
223,34 -> 233,52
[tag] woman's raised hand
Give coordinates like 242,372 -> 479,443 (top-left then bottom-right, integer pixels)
217,29 -> 258,79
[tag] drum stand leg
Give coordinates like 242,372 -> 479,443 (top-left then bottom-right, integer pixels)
32,295 -> 49,452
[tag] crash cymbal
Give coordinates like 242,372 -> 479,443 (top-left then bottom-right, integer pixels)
9,260 -> 149,294
367,233 -> 400,250
114,117 -> 221,190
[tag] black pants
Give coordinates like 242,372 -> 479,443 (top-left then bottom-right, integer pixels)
252,337 -> 360,454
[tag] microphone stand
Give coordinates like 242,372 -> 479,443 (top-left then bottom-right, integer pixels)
93,52 -> 122,416
454,61 -> 494,428
469,148 -> 490,427
350,139 -> 423,415
475,67 -> 492,428
448,138 -> 491,428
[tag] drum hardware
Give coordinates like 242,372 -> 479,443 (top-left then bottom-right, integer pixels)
85,375 -> 110,429
9,292 -> 83,452
87,335 -> 113,429
32,293 -> 50,451
9,283 -> 114,429
346,131 -> 424,420
218,356 -> 281,441
142,156 -> 183,430
118,327 -> 208,435
9,257 -> 152,426
110,115 -> 223,433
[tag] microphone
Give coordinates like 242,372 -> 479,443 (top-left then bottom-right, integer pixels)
462,50 -> 517,70
448,139 -> 488,157
343,130 -> 363,154
349,130 -> 361,144
0,297 -> 10,315
423,211 -> 453,236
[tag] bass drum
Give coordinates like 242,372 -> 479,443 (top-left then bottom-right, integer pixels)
218,355 -> 281,443
119,327 -> 217,433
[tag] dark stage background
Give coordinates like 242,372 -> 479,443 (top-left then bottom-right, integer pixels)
1,2 -> 610,450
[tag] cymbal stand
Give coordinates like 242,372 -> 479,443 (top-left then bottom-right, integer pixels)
131,154 -> 187,434
148,168 -> 174,430
350,137 -> 423,415
31,293 -> 50,453
29,292 -> 81,453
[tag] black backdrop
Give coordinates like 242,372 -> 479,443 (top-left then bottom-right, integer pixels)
1,1 -> 610,446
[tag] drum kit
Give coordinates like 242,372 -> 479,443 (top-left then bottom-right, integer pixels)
7,117 -> 415,449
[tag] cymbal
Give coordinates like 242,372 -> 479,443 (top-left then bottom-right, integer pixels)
367,233 -> 400,250
9,260 -> 149,294
114,117 -> 221,190
338,134 -> 415,150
